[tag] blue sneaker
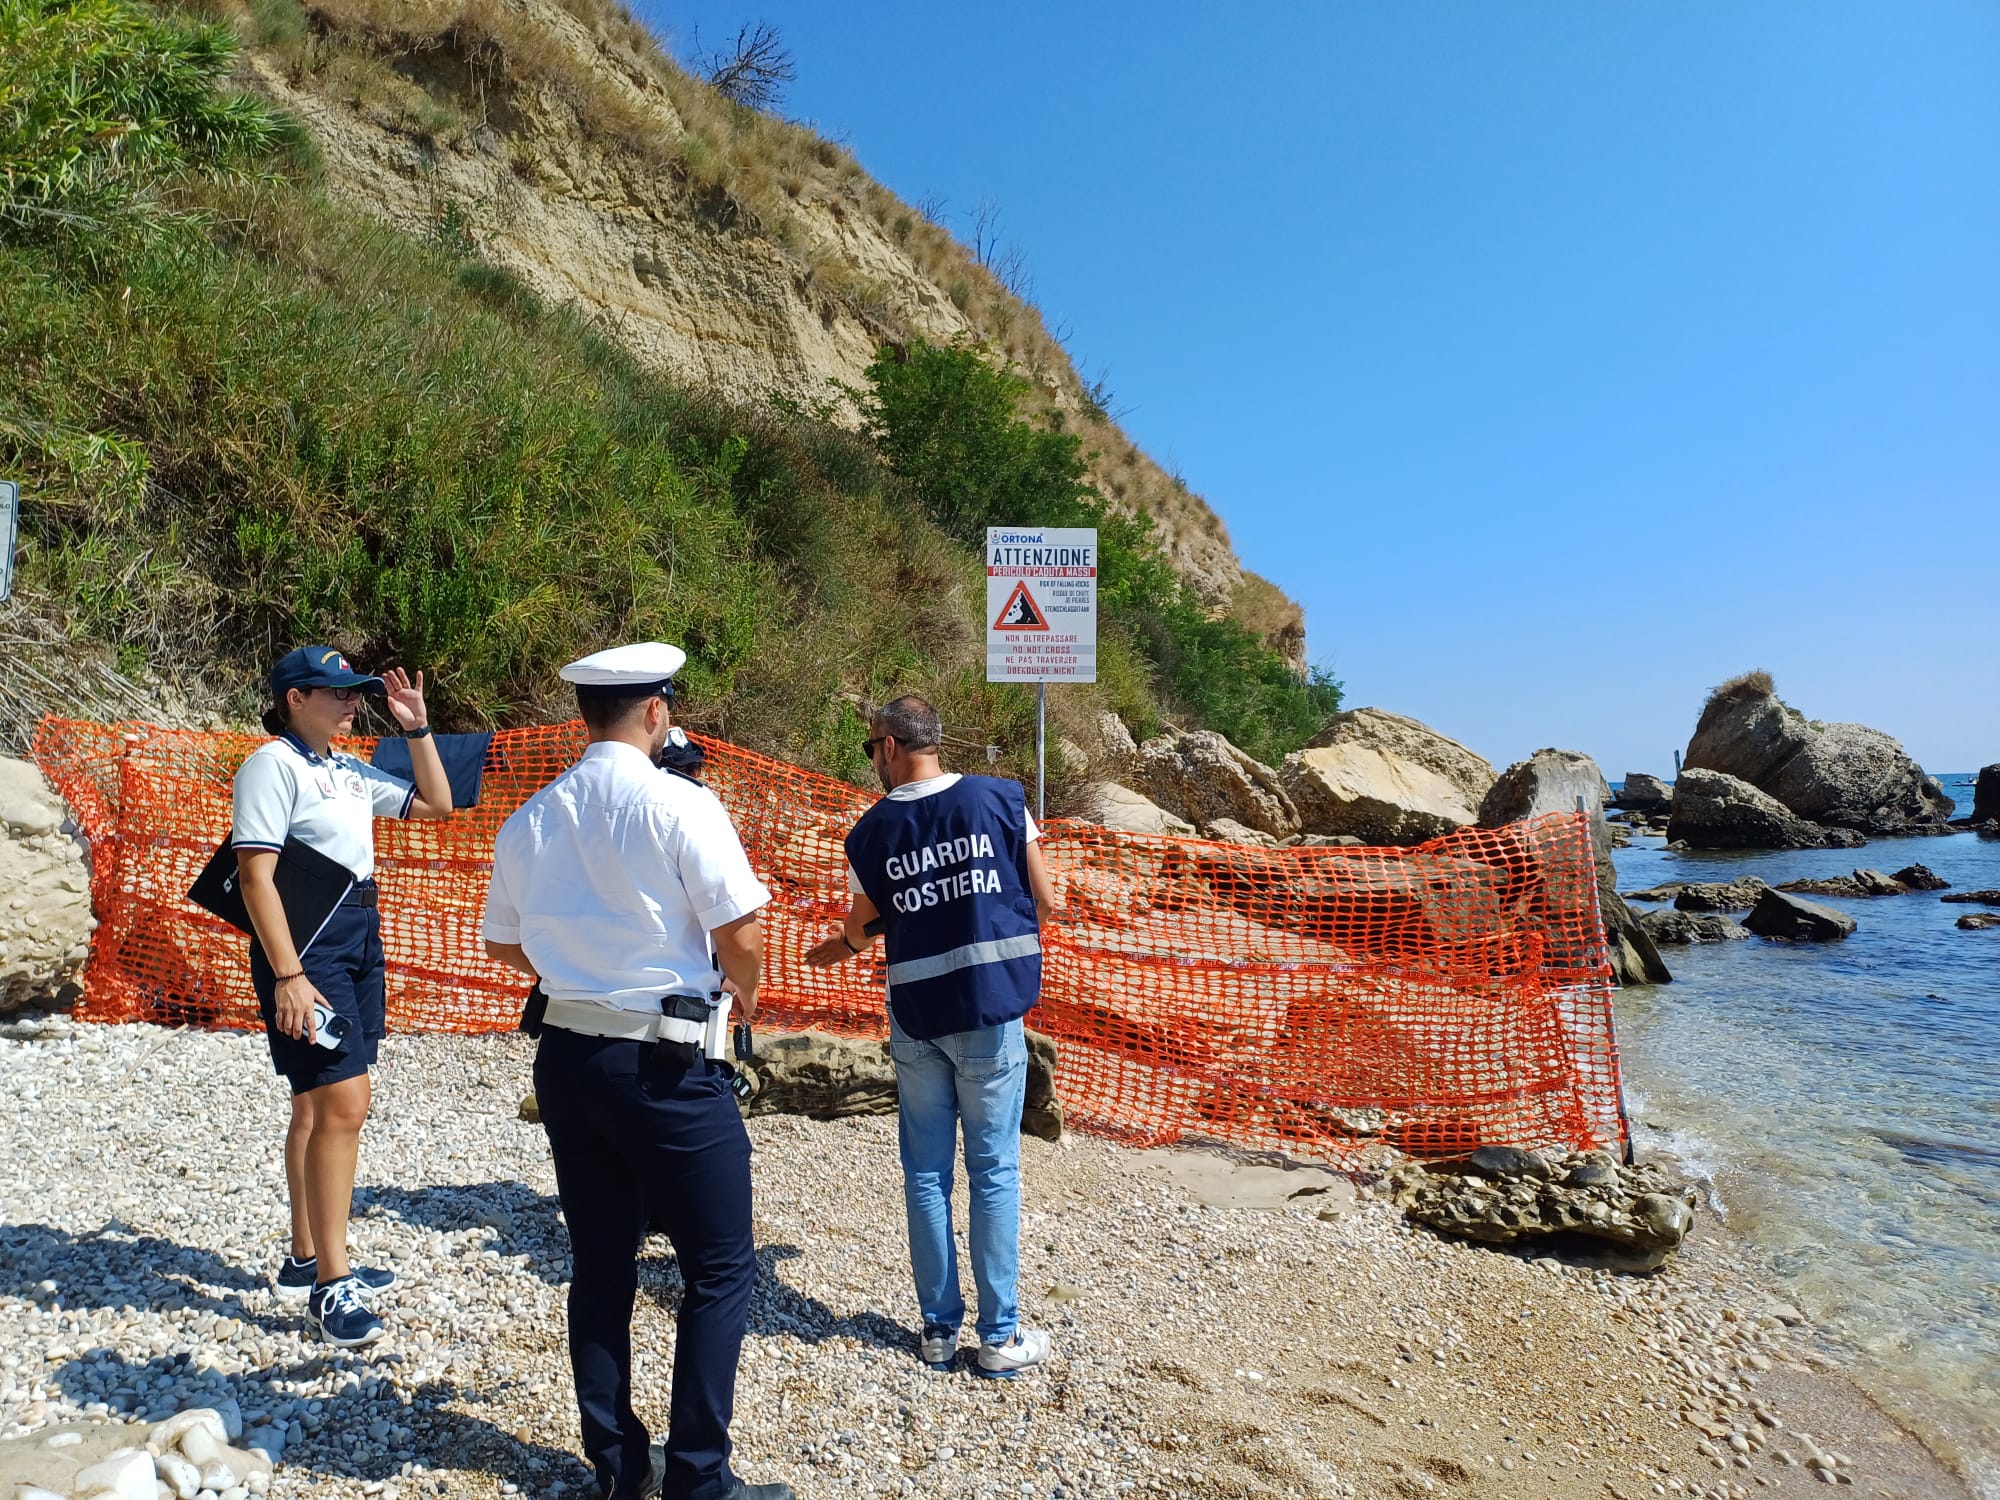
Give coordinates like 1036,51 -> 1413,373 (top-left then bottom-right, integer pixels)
277,1256 -> 395,1301
308,1277 -> 385,1347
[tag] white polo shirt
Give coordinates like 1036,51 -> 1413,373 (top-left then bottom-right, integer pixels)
232,733 -> 415,881
847,772 -> 1040,894
481,740 -> 771,1010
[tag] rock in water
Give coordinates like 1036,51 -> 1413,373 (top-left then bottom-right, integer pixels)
1958,913 -> 2000,931
1615,772 -> 1674,811
1940,889 -> 2000,907
1891,863 -> 1948,891
1682,674 -> 1953,836
1665,768 -> 1866,851
1621,877 -> 1771,910
1130,730 -> 1299,839
1743,889 -> 1857,942
1974,764 -> 2000,824
1385,1149 -> 1700,1271
1776,868 -> 1909,898
1638,909 -> 1749,945
1475,748 -> 1671,987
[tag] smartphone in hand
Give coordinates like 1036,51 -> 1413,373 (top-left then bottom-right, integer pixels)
310,1000 -> 352,1052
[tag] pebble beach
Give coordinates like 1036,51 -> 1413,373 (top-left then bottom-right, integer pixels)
0,1017 -> 1971,1500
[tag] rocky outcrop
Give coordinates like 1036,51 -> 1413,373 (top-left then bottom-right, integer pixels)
1079,712 -> 1138,782
1476,749 -> 1670,987
0,758 -> 94,1015
1278,708 -> 1492,847
1076,781 -> 1194,838
1683,676 -> 1952,836
1301,708 -> 1496,807
1132,730 -> 1298,840
1939,890 -> 2000,907
1665,768 -> 1866,851
1638,910 -> 1749,945
1775,868 -> 1912,898
1383,1147 -> 1699,1272
1958,913 -> 2000,931
1202,817 -> 1279,847
1614,772 -> 1673,811
1974,765 -> 2000,825
1743,890 -> 1856,942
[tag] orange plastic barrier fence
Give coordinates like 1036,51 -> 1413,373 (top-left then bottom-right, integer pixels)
32,718 -> 1627,1163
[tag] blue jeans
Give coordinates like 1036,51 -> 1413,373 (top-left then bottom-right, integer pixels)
888,1015 -> 1028,1347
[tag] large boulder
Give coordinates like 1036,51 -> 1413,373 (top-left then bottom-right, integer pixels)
1743,889 -> 1857,942
1683,674 -> 1953,836
1130,730 -> 1299,839
1280,744 -> 1479,846
0,758 -> 95,1015
1383,1148 -> 1700,1272
1621,876 -> 1771,912
1614,772 -> 1674,811
1775,868 -> 1911,898
1075,781 -> 1195,837
1476,749 -> 1670,987
1301,707 -> 1497,807
1665,768 -> 1866,851
1974,765 -> 2000,824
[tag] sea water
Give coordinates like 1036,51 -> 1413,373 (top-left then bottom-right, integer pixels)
1609,772 -> 1999,1494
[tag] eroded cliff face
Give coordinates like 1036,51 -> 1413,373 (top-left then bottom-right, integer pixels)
232,0 -> 1300,648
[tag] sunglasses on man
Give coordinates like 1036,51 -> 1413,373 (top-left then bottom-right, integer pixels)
863,734 -> 895,758
314,686 -> 365,703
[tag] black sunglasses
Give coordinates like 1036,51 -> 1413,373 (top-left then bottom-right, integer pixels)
863,734 -> 895,758
313,686 -> 364,703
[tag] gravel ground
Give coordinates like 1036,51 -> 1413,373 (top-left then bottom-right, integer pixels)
0,1018 -> 1970,1500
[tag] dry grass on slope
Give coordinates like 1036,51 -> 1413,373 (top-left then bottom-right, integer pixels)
184,0 -> 1272,623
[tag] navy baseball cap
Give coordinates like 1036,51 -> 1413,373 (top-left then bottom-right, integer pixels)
269,645 -> 385,697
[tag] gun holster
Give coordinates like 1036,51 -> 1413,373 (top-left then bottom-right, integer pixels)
519,981 -> 548,1038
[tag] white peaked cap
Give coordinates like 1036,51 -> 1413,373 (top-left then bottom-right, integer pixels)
558,641 -> 688,688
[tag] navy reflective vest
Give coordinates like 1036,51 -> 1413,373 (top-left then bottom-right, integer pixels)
845,775 -> 1042,1041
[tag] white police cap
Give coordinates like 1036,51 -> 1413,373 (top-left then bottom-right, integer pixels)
559,641 -> 687,697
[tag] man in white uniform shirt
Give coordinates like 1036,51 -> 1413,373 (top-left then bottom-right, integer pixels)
481,643 -> 793,1500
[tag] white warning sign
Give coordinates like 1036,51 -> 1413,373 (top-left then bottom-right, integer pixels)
986,526 -> 1096,683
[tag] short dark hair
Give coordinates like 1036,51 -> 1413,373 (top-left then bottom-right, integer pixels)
577,688 -> 659,736
872,694 -> 940,752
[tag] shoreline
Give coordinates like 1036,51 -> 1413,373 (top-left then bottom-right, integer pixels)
0,1015 -> 1978,1499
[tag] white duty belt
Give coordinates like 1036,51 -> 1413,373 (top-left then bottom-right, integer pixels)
541,995 -> 730,1055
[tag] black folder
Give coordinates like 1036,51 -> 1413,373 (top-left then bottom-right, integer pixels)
187,836 -> 356,958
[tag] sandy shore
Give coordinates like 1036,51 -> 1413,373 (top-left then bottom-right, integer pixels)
0,1015 -> 1971,1500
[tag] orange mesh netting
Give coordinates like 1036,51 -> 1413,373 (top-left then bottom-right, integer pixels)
32,718 -> 1627,1163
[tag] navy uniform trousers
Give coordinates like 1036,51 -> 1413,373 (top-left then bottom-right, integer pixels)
533,1025 -> 756,1500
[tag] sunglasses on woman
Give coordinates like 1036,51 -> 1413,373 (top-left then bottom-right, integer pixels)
315,686 -> 364,703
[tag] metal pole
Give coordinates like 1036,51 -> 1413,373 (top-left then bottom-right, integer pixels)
1035,680 -> 1046,822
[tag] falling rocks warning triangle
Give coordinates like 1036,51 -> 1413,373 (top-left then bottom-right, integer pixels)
992,580 -> 1050,630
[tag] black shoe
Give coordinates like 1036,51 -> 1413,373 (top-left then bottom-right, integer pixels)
307,1277 -> 385,1347
277,1256 -> 396,1302
601,1444 -> 664,1500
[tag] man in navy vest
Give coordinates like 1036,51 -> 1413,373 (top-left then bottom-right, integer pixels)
806,695 -> 1058,1378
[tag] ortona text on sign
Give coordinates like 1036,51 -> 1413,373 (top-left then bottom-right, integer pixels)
986,526 -> 1096,683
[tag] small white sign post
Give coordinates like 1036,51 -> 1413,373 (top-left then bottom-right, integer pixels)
0,481 -> 17,604
985,526 -> 1097,819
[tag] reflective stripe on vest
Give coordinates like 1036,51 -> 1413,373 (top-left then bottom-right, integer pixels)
885,931 -> 1042,989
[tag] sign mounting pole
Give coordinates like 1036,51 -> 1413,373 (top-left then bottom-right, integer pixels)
986,525 -> 1097,821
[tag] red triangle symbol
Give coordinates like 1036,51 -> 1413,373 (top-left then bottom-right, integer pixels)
992,580 -> 1050,630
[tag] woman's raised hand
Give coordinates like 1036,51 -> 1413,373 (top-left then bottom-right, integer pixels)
381,667 -> 429,731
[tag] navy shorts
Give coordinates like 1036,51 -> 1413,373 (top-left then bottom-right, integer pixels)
250,900 -> 385,1095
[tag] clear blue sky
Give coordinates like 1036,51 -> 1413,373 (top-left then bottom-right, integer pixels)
640,2 -> 1999,779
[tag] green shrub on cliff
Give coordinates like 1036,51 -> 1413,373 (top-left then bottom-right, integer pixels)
859,340 -> 1341,764
0,0 -> 291,258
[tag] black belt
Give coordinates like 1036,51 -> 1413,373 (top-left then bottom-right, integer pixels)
341,881 -> 379,909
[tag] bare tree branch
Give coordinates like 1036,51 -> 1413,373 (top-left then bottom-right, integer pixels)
694,21 -> 796,112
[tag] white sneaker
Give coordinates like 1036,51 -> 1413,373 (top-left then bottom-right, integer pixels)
918,1324 -> 959,1371
974,1327 -> 1050,1379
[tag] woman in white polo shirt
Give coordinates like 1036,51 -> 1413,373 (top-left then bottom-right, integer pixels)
232,644 -> 451,1346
